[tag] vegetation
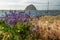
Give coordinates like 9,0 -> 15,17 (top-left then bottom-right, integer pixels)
0,11 -> 60,40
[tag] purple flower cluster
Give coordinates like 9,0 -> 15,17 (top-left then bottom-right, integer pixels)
3,12 -> 31,25
32,25 -> 39,32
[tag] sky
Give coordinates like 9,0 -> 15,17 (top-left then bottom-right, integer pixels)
0,0 -> 60,10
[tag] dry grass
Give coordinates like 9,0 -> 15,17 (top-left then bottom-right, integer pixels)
31,15 -> 60,40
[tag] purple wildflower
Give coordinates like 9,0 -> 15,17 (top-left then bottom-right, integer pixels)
32,25 -> 39,31
3,11 -> 31,26
7,18 -> 16,25
25,14 -> 30,18
36,25 -> 39,30
22,18 -> 27,22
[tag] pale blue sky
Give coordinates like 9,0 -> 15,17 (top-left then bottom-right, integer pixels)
0,0 -> 60,10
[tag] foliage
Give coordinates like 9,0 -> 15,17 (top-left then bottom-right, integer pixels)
0,11 -> 40,40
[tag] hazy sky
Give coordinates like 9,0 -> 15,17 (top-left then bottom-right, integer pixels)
0,0 -> 60,10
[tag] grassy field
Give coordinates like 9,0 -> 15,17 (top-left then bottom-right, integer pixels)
0,15 -> 60,40
31,15 -> 60,40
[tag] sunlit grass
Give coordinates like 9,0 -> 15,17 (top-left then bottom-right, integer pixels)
0,15 -> 60,40
34,15 -> 60,40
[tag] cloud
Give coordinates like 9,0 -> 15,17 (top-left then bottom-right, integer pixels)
49,0 -> 60,5
0,0 -> 60,10
25,0 -> 48,4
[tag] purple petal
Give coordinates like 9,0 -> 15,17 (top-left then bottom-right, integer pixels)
36,25 -> 39,30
